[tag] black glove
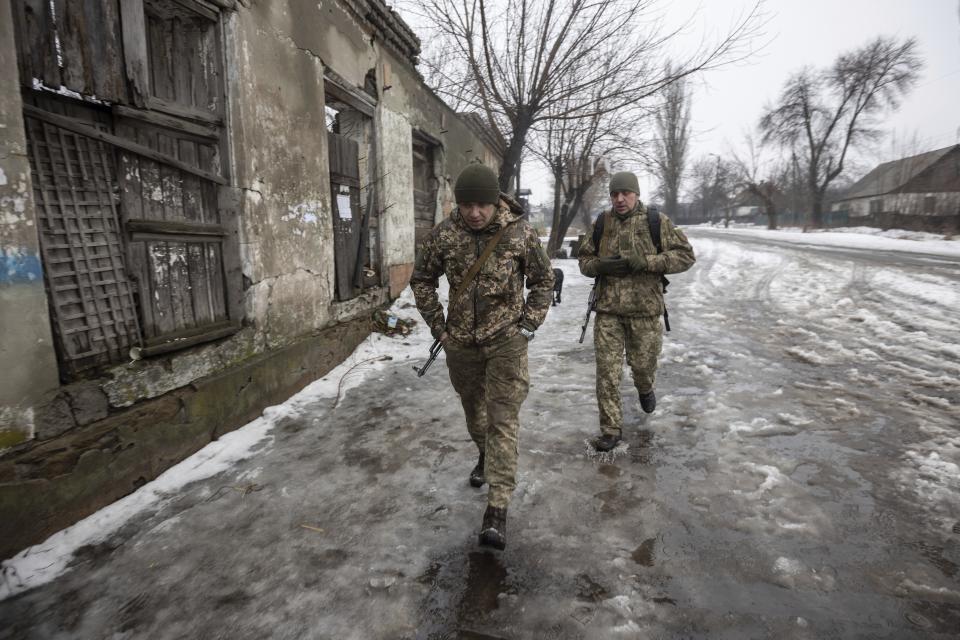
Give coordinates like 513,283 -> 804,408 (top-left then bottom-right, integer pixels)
595,256 -> 631,277
623,251 -> 647,273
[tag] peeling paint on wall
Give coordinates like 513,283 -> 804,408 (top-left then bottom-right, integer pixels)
378,108 -> 415,266
281,200 -> 323,225
0,246 -> 43,283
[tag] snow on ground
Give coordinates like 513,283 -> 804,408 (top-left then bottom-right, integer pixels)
691,222 -> 960,257
0,287 -> 441,601
3,225 -> 958,637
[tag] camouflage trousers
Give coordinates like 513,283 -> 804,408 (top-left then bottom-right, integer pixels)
446,333 -> 530,508
594,312 -> 663,436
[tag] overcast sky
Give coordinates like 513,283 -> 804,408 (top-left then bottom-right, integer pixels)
396,0 -> 960,206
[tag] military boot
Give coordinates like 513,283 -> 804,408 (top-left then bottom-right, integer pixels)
479,505 -> 507,550
639,389 -> 656,414
469,454 -> 486,488
594,433 -> 621,452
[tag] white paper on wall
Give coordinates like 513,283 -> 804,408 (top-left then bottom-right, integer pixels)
337,195 -> 352,219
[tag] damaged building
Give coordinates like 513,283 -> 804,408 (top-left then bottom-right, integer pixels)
0,0 -> 503,558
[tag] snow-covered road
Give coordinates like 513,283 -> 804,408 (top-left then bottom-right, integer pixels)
2,229 -> 958,639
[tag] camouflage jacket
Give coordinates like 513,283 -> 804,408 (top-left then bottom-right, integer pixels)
411,198 -> 554,346
577,202 -> 695,317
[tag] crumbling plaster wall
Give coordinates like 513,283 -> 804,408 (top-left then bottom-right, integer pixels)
228,3 -> 338,348
95,1 -> 378,409
0,0 -> 60,445
380,55 -> 503,220
4,0 -> 506,422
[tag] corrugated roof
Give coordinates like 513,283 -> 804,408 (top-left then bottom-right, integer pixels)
837,145 -> 958,201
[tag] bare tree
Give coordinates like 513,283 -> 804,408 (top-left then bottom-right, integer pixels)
526,66 -> 654,255
759,36 -> 923,228
687,155 -> 734,224
579,177 -> 610,230
650,66 -> 691,218
406,0 -> 765,192
729,133 -> 783,229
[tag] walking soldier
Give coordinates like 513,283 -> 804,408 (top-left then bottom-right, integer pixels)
578,171 -> 695,451
411,164 -> 554,549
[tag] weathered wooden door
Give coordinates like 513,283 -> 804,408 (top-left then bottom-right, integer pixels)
328,134 -> 363,301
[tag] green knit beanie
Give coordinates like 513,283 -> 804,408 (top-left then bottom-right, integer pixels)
455,164 -> 500,205
609,171 -> 640,194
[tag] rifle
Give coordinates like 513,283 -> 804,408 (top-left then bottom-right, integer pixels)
579,280 -> 598,343
413,338 -> 443,377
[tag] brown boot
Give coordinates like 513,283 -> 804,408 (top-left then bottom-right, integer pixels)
478,505 -> 507,550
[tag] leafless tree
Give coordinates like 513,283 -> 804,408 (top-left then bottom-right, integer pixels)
525,63 -> 659,255
405,0 -> 766,192
728,132 -> 784,229
579,178 -> 610,230
687,155 -> 734,224
759,36 -> 923,228
650,66 -> 691,218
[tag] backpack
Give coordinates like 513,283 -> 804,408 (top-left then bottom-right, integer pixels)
591,205 -> 672,331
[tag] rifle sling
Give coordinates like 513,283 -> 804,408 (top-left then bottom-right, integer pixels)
449,222 -> 511,308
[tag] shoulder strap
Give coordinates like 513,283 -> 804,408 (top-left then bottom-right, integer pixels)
591,212 -> 606,255
449,223 -> 511,307
647,206 -> 662,253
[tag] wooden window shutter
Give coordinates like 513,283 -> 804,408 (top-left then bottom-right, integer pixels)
23,97 -> 141,376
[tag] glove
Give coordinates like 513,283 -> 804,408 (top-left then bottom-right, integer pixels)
595,257 -> 631,277
624,252 -> 647,273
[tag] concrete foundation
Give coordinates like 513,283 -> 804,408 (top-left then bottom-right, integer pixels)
0,316 -> 370,559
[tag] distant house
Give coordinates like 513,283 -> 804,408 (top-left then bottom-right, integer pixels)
721,184 -> 786,224
722,190 -> 765,221
831,144 -> 960,233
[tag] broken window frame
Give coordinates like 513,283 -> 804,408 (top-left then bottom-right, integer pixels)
412,129 -> 441,260
16,0 -> 242,378
119,0 -> 240,358
324,76 -> 382,301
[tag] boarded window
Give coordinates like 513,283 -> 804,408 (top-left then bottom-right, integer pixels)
143,0 -> 223,119
23,96 -> 140,377
115,118 -> 232,347
412,137 -> 438,256
923,195 -> 936,214
17,1 -> 239,376
11,0 -> 127,102
869,198 -> 883,214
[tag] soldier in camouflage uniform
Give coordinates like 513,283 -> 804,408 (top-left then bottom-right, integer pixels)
411,164 -> 554,550
578,171 -> 695,452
